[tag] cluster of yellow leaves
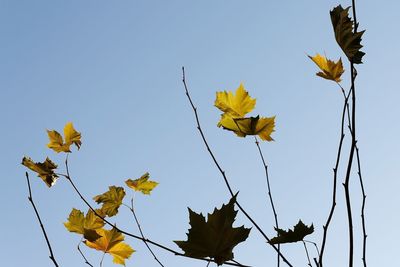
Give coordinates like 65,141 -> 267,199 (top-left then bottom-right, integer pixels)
64,208 -> 134,265
125,172 -> 159,195
23,122 -> 160,265
22,122 -> 82,187
64,173 -> 158,265
215,84 -> 275,141
308,53 -> 344,82
47,122 -> 81,153
22,157 -> 58,187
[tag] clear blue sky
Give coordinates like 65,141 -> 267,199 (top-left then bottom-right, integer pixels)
1,0 -> 399,266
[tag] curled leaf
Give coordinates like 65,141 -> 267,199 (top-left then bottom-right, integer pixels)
308,53 -> 344,82
93,186 -> 125,217
330,5 -> 365,64
22,156 -> 58,187
125,172 -> 158,195
269,220 -> 314,244
47,122 -> 81,153
219,114 -> 275,141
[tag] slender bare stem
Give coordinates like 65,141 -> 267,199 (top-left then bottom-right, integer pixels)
25,172 -> 60,267
318,84 -> 349,267
100,252 -> 105,267
355,146 -> 367,267
77,239 -> 94,267
302,241 -> 312,267
254,136 -> 280,267
304,240 -> 320,259
181,67 -> 293,267
63,157 -> 249,267
339,84 -> 367,267
125,198 -> 165,267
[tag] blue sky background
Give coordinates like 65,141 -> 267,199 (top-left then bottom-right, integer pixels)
1,0 -> 399,266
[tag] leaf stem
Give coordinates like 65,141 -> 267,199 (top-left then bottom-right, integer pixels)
181,67 -> 293,267
77,238 -> 94,267
302,241 -> 312,267
25,172 -> 60,267
254,136 -> 280,267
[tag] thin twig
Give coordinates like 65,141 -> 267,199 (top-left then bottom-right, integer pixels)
63,157 -> 249,267
304,240 -> 320,258
181,67 -> 293,267
340,84 -> 367,267
254,136 -> 280,267
125,198 -> 165,267
302,241 -> 312,267
25,172 -> 60,267
77,239 -> 94,267
355,146 -> 367,267
318,84 -> 349,267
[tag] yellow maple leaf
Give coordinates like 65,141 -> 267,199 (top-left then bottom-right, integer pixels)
215,83 -> 256,119
64,208 -> 105,241
125,172 -> 158,195
22,156 -> 58,187
219,115 -> 275,141
47,122 -> 81,153
308,53 -> 344,82
84,227 -> 135,266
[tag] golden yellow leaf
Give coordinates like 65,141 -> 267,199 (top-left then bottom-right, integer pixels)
84,227 -> 135,266
125,172 -> 159,195
22,156 -> 58,187
47,122 -> 81,153
64,208 -> 105,241
219,115 -> 275,141
215,83 -> 256,118
308,53 -> 344,82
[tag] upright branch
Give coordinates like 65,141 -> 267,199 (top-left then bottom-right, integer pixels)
355,146 -> 367,267
181,67 -> 293,267
63,157 -> 248,267
254,136 -> 280,267
342,0 -> 361,262
319,86 -> 350,267
340,84 -> 367,267
25,172 -> 60,267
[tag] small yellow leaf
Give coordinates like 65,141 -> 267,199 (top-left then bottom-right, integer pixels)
219,115 -> 275,141
308,53 -> 344,82
93,186 -> 126,217
47,130 -> 70,152
84,227 -> 135,266
125,172 -> 159,195
22,156 -> 58,187
64,208 -> 105,241
47,122 -> 81,153
215,83 -> 256,118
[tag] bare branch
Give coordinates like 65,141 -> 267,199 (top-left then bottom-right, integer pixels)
25,172 -> 60,267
